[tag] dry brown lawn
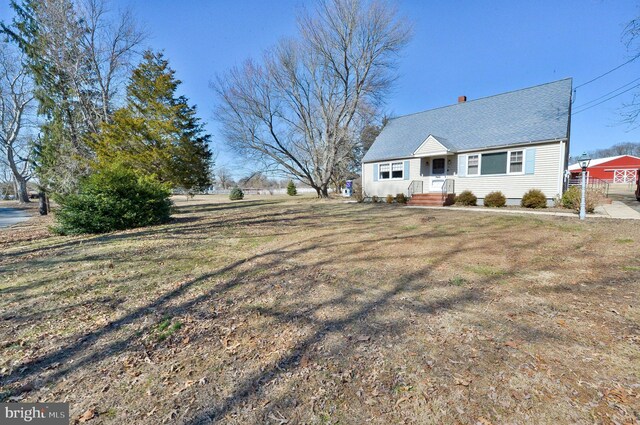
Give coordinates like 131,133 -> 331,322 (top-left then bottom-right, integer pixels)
1,195 -> 639,424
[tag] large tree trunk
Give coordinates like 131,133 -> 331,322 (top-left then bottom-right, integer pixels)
38,190 -> 49,215
312,183 -> 330,198
15,176 -> 30,203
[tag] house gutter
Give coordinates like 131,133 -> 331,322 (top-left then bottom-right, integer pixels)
454,138 -> 567,154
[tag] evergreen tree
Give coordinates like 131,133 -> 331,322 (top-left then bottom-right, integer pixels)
287,180 -> 297,196
93,50 -> 213,190
2,0 -> 144,196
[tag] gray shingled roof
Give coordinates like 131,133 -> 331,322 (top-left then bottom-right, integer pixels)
362,78 -> 572,163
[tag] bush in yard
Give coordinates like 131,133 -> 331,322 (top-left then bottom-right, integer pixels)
553,193 -> 563,208
455,190 -> 477,206
395,193 -> 407,204
54,164 -> 172,235
386,194 -> 394,204
353,181 -> 364,202
561,186 -> 603,213
371,195 -> 379,203
229,187 -> 244,200
287,180 -> 297,196
483,191 -> 506,207
521,189 -> 547,208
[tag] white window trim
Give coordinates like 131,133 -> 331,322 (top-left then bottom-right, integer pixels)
378,161 -> 404,180
467,154 -> 480,176
507,149 -> 525,175
464,149 -> 526,177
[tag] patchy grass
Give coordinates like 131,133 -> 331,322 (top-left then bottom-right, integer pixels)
1,195 -> 639,424
448,276 -> 468,286
465,264 -> 508,277
622,265 -> 640,271
154,317 -> 183,342
616,238 -> 634,244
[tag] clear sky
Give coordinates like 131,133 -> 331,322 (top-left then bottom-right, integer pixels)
4,0 -> 640,176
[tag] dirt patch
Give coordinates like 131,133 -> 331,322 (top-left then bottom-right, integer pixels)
1,195 -> 639,424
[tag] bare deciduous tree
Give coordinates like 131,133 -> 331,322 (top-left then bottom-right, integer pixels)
215,166 -> 235,190
77,0 -> 145,123
214,0 -> 410,197
0,43 -> 35,203
570,141 -> 640,163
622,17 -> 640,126
2,0 -> 145,194
0,160 -> 15,199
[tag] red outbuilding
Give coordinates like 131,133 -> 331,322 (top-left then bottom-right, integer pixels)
568,155 -> 640,183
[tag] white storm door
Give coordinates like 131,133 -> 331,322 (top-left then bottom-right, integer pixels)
430,157 -> 446,191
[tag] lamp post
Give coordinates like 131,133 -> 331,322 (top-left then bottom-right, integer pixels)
577,152 -> 591,220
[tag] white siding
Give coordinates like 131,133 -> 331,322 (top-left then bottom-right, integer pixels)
363,156 -> 456,197
362,158 -> 420,197
362,141 -> 564,199
455,142 -> 563,199
414,136 -> 449,156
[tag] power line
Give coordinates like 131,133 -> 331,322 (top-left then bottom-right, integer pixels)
572,81 -> 640,115
574,56 -> 639,90
573,76 -> 640,109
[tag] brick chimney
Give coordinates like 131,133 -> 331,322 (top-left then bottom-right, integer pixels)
458,95 -> 467,103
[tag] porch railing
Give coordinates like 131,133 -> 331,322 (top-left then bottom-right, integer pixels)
408,180 -> 423,197
568,176 -> 609,197
442,178 -> 455,197
441,178 -> 455,205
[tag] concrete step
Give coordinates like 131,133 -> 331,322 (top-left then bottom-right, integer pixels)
411,194 -> 445,199
408,200 -> 447,206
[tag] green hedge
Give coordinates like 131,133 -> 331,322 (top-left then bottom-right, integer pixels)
54,165 -> 172,234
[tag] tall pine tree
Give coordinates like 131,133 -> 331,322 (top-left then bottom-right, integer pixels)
93,50 -> 213,191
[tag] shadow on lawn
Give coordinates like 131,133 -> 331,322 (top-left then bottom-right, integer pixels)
173,199 -> 284,215
0,210 -> 475,388
0,199 -> 286,261
2,200 -> 615,423
0,203 -> 399,321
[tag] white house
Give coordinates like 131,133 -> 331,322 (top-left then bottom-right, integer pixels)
361,79 -> 572,205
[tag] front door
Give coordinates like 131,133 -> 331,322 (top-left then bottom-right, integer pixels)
430,157 -> 446,191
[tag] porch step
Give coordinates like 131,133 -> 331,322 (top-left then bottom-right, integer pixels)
408,193 -> 455,207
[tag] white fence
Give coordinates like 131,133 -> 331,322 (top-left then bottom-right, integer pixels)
204,187 -> 321,195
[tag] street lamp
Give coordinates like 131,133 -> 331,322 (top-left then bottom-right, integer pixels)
577,152 -> 591,220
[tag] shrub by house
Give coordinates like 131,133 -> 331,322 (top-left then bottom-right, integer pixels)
561,186 -> 603,213
455,190 -> 477,206
484,191 -> 506,207
521,189 -> 547,209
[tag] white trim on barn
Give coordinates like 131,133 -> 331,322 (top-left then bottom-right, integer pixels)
613,169 -> 637,183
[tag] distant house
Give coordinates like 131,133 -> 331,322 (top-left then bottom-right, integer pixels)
361,79 -> 573,205
568,155 -> 640,183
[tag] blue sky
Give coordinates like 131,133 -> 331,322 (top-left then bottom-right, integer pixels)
4,0 -> 640,176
